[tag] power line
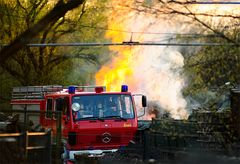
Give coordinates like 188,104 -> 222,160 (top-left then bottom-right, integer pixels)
166,0 -> 240,4
1,41 -> 237,47
190,1 -> 240,4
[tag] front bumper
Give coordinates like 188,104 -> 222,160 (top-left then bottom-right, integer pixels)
63,148 -> 118,160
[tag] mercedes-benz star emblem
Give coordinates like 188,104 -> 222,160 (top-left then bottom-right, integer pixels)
102,132 -> 111,143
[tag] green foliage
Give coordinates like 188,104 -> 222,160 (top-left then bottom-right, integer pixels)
183,28 -> 240,106
0,0 -> 111,107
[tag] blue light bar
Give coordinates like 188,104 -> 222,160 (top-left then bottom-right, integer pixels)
68,86 -> 76,94
121,85 -> 128,92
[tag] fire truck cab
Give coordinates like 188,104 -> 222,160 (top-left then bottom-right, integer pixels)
11,85 -> 147,162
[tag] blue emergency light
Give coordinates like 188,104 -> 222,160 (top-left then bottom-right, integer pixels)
121,85 -> 128,92
68,86 -> 76,94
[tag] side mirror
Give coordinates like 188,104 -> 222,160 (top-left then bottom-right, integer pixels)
142,95 -> 147,107
133,94 -> 147,118
137,95 -> 147,118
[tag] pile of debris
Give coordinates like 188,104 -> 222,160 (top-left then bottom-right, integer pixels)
0,112 -> 21,133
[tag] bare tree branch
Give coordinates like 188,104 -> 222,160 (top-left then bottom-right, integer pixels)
47,53 -> 99,68
183,6 -> 236,43
0,0 -> 86,66
133,1 -> 240,19
78,1 -> 87,22
1,62 -> 24,83
16,0 -> 27,12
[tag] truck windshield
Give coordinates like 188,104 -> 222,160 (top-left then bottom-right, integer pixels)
72,94 -> 134,121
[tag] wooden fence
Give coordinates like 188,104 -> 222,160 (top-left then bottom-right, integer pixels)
0,130 -> 52,163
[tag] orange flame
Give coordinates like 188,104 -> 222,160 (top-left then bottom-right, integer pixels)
95,46 -> 136,91
95,3 -> 140,91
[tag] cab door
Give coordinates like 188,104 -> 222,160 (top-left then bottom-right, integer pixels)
60,97 -> 70,137
41,98 -> 55,130
41,97 -> 70,137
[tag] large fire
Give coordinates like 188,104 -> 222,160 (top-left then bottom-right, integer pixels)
95,7 -> 141,92
95,45 -> 137,91
95,0 -> 239,120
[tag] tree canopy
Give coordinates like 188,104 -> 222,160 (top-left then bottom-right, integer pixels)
0,0 -> 110,107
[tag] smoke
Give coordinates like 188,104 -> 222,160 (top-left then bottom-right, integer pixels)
128,14 -> 188,119
133,48 -> 188,119
95,0 -> 239,119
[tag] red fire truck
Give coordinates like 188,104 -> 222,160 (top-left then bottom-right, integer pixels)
11,85 -> 147,162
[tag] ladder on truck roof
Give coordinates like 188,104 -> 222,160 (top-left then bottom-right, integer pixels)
12,85 -> 63,99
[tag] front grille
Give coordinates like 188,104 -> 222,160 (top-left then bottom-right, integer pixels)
95,134 -> 121,144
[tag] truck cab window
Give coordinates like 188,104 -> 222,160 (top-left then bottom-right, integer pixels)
46,98 -> 53,118
54,97 -> 69,120
122,96 -> 134,118
105,96 -> 120,117
72,94 -> 134,120
62,97 -> 69,116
